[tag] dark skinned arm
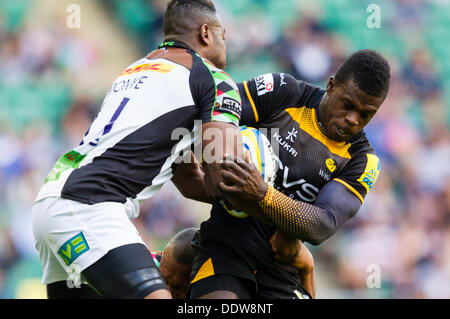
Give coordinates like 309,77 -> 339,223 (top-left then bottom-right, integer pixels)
172,120 -> 244,203
269,231 -> 315,298
201,122 -> 244,201
171,152 -> 214,204
219,155 -> 361,245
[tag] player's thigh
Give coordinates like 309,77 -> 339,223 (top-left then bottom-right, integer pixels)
189,273 -> 253,299
33,197 -> 169,298
189,242 -> 256,299
256,284 -> 312,299
255,269 -> 312,299
81,243 -> 169,299
46,281 -> 103,299
33,198 -> 75,286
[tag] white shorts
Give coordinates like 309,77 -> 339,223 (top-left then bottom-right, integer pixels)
32,196 -> 146,285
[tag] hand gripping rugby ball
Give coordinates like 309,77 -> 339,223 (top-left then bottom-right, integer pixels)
220,126 -> 278,218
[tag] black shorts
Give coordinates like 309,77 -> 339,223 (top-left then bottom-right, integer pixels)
255,269 -> 312,299
189,273 -> 255,299
189,237 -> 311,300
81,243 -> 168,299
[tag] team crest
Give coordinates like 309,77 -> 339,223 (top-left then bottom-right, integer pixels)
326,158 -> 336,173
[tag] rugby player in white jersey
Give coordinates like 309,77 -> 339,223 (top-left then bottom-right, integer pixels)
32,0 -> 245,299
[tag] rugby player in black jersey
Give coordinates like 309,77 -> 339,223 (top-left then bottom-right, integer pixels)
172,49 -> 390,299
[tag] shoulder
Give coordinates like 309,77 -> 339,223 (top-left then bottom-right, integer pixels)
192,55 -> 239,92
347,130 -> 376,158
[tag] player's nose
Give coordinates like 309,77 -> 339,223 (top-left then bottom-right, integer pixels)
345,111 -> 359,126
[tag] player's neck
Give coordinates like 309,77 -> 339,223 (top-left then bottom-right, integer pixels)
317,94 -> 328,134
163,36 -> 199,52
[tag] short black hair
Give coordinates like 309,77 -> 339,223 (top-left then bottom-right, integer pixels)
163,0 -> 218,37
335,49 -> 390,98
166,227 -> 198,265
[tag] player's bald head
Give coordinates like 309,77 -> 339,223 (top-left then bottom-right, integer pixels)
164,227 -> 198,265
160,227 -> 198,299
163,0 -> 220,38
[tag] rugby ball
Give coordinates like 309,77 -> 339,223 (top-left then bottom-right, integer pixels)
220,126 -> 278,218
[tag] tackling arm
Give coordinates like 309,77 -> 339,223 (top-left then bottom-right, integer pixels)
256,181 -> 361,245
219,157 -> 361,245
269,231 -> 315,298
171,152 -> 214,204
201,121 -> 244,201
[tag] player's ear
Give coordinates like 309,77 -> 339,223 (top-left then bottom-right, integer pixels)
326,76 -> 335,94
199,24 -> 211,46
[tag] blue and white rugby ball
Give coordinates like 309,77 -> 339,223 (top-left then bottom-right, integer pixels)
220,126 -> 278,218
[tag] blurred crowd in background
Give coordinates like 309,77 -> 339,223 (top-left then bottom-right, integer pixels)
0,0 -> 448,298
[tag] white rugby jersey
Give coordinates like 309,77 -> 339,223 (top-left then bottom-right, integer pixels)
36,41 -> 242,209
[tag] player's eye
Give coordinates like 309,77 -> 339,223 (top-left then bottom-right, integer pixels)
361,111 -> 375,121
344,103 -> 353,110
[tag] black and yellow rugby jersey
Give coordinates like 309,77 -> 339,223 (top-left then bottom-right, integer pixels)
192,73 -> 380,283
240,72 -> 380,204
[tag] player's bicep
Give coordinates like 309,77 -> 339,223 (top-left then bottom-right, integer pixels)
201,121 -> 243,163
333,153 -> 381,204
200,121 -> 244,200
314,180 -> 362,229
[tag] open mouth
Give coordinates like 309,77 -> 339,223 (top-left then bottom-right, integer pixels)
336,127 -> 351,137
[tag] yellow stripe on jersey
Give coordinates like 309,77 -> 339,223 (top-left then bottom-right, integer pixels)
243,81 -> 259,122
191,258 -> 215,284
357,153 -> 380,193
333,178 -> 364,204
285,107 -> 352,159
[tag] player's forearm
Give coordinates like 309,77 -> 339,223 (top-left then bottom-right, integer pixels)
172,169 -> 214,204
293,242 -> 315,298
172,155 -> 214,204
299,269 -> 315,298
257,181 -> 362,244
201,122 -> 244,200
270,231 -> 316,298
257,185 -> 338,245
